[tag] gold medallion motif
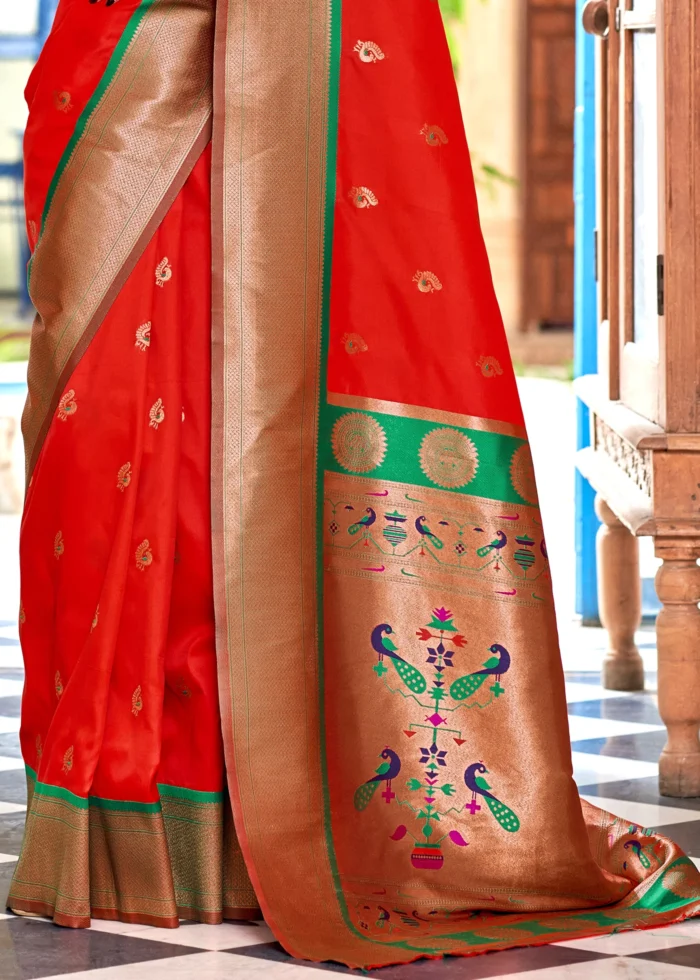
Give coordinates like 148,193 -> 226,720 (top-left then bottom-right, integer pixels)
149,399 -> 165,429
135,321 -> 151,351
55,671 -> 64,699
510,444 -> 538,505
155,257 -> 172,287
331,412 -> 387,474
117,462 -> 132,492
132,685 -> 143,717
62,746 -> 74,774
342,333 -> 368,356
57,390 -> 77,421
419,427 -> 479,489
420,123 -> 449,147
54,91 -> 73,113
413,271 -> 442,293
136,540 -> 153,570
91,606 -> 99,633
54,531 -> 64,560
354,40 -> 385,62
349,186 -> 378,209
477,355 -> 503,378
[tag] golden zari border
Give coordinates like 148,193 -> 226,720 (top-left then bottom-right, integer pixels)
211,0 -> 350,962
23,0 -> 216,478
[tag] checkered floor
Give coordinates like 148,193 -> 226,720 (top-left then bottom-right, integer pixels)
2,620 -> 700,978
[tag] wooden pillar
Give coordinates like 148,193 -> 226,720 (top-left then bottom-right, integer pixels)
594,495 -> 644,690
655,539 -> 700,797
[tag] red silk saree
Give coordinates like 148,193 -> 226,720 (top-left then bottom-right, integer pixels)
11,0 -> 700,969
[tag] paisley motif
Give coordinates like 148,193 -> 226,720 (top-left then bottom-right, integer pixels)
149,399 -> 165,429
135,321 -> 151,351
135,540 -> 153,570
55,671 -> 64,699
155,257 -> 172,287
132,685 -> 143,717
342,332 -> 368,355
331,412 -> 387,474
117,462 -> 132,492
420,124 -> 449,146
419,427 -> 479,489
354,40 -> 385,63
54,91 -> 73,113
57,390 -> 77,421
477,355 -> 503,378
349,186 -> 378,209
18,603 -> 26,626
62,746 -> 74,774
54,531 -> 64,560
413,271 -> 442,293
510,444 -> 538,505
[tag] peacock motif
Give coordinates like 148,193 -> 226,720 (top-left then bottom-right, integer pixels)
371,624 -> 427,693
155,257 -> 172,287
349,186 -> 379,208
57,390 -> 77,421
413,270 -> 442,293
450,644 -> 511,701
349,507 -> 376,539
476,530 -> 507,559
135,321 -> 151,351
464,762 -> 520,831
415,515 -> 444,552
420,123 -> 449,146
354,749 -> 401,810
354,40 -> 385,63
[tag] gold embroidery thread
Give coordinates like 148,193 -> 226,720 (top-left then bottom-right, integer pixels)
354,40 -> 385,62
135,321 -> 151,351
132,685 -> 143,717
54,90 -> 73,113
54,531 -> 64,560
342,333 -> 368,356
117,462 -> 132,492
331,412 -> 388,474
155,257 -> 172,287
136,540 -> 153,570
420,123 -> 449,146
57,390 -> 78,421
419,427 -> 480,489
149,399 -> 165,429
349,186 -> 379,209
413,271 -> 442,293
477,355 -> 503,378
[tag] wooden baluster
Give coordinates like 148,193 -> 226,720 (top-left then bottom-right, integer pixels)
655,540 -> 700,797
595,495 -> 644,690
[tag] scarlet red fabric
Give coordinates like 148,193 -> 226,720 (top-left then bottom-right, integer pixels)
20,146 -> 222,802
328,3 -> 523,426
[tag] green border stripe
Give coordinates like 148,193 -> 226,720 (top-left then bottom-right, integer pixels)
322,404 -> 528,504
25,766 -> 221,812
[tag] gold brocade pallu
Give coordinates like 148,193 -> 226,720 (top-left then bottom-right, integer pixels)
9,0 -> 700,969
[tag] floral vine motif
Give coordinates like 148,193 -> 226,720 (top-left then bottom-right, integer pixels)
413,271 -> 442,293
354,40 -> 385,63
354,606 -> 519,871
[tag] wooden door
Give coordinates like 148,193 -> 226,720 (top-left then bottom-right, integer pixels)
523,0 -> 577,332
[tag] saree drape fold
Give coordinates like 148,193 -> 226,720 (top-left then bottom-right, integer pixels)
12,0 -> 700,968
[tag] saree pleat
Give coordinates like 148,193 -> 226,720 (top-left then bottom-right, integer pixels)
11,0 -> 700,968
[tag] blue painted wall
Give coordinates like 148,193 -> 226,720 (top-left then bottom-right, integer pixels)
574,3 -> 600,623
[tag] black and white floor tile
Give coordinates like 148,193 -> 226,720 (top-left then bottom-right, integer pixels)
1,624 -> 700,979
